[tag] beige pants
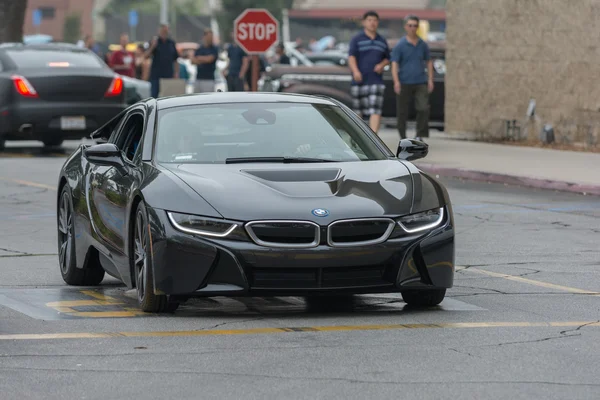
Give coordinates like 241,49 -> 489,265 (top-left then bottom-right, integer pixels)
194,80 -> 215,93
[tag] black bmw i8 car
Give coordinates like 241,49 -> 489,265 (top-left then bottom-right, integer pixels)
56,92 -> 455,313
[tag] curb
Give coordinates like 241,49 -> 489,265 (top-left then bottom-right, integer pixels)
416,163 -> 600,196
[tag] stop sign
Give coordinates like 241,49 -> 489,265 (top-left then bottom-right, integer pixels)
234,8 -> 279,54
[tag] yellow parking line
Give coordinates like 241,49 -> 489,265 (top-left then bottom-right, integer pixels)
0,177 -> 56,191
53,306 -> 77,313
45,290 -> 131,318
79,290 -> 121,302
0,153 -> 34,158
1,321 -> 599,341
46,300 -> 125,307
70,311 -> 147,318
466,267 -> 600,295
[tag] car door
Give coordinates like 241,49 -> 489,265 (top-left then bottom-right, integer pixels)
88,107 -> 146,264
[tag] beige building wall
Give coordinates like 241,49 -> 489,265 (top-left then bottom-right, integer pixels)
445,0 -> 600,146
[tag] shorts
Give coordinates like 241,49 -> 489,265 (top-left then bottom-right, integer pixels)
351,83 -> 386,117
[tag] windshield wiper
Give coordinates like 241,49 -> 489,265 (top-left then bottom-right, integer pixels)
225,157 -> 336,164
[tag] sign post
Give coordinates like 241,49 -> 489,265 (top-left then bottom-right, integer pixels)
32,9 -> 42,34
233,9 -> 279,92
128,10 -> 138,42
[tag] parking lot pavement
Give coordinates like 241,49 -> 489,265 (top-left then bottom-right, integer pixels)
378,128 -> 600,196
0,144 -> 599,399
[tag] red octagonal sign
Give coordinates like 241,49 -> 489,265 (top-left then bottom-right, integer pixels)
234,8 -> 279,54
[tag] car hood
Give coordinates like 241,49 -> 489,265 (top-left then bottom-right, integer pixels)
162,160 -> 414,223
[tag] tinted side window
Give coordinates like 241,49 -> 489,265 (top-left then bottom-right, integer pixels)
6,49 -> 104,69
117,113 -> 145,162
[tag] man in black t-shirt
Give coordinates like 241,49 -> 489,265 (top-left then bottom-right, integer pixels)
192,28 -> 219,93
144,24 -> 179,98
275,44 -> 290,64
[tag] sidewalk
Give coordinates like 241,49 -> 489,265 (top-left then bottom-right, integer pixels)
378,128 -> 600,196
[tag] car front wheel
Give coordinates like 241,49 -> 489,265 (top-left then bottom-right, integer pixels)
401,288 -> 446,307
133,201 -> 179,313
58,185 -> 105,285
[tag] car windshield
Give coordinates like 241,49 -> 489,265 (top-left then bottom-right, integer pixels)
155,102 -> 388,164
6,49 -> 105,69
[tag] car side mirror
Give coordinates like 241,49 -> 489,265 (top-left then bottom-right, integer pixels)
84,143 -> 126,171
396,139 -> 428,161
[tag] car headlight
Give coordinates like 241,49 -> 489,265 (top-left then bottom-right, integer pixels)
167,211 -> 245,239
397,207 -> 444,233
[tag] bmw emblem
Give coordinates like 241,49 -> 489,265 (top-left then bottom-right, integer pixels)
312,208 -> 330,217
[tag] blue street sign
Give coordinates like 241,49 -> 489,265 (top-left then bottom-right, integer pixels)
32,9 -> 42,27
129,10 -> 138,27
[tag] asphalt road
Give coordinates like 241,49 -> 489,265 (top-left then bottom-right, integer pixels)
1,140 -> 599,400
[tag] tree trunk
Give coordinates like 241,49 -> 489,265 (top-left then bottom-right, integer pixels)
0,0 -> 28,43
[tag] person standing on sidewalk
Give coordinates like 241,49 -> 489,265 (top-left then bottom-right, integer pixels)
109,33 -> 135,78
135,44 -> 151,81
391,15 -> 434,140
224,33 -> 249,92
275,44 -> 290,64
145,24 -> 179,98
347,10 -> 391,134
193,28 -> 219,93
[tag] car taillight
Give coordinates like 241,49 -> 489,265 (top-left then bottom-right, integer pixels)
11,75 -> 38,98
105,75 -> 123,97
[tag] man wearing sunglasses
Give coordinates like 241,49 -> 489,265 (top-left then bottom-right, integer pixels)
391,15 -> 434,141
348,10 -> 391,134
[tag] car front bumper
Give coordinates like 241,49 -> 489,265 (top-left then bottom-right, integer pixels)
146,208 -> 455,297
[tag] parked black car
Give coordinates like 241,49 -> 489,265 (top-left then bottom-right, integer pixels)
261,42 -> 446,130
0,42 -> 150,150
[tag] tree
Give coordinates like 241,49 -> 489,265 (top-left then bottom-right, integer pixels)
102,0 -> 160,16
0,0 -> 28,42
102,0 -> 204,17
63,13 -> 81,43
217,0 -> 291,40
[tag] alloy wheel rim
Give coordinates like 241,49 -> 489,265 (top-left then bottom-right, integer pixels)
58,192 -> 73,275
134,211 -> 147,303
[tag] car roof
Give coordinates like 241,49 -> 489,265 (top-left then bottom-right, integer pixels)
0,42 -> 88,52
156,92 -> 340,109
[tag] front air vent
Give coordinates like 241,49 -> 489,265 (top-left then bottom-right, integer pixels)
245,220 -> 320,248
327,218 -> 395,247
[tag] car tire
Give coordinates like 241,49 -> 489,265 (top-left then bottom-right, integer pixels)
43,139 -> 64,147
58,185 -> 105,286
401,288 -> 446,307
132,201 -> 179,313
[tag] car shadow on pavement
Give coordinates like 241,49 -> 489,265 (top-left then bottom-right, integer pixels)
169,294 -> 447,319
